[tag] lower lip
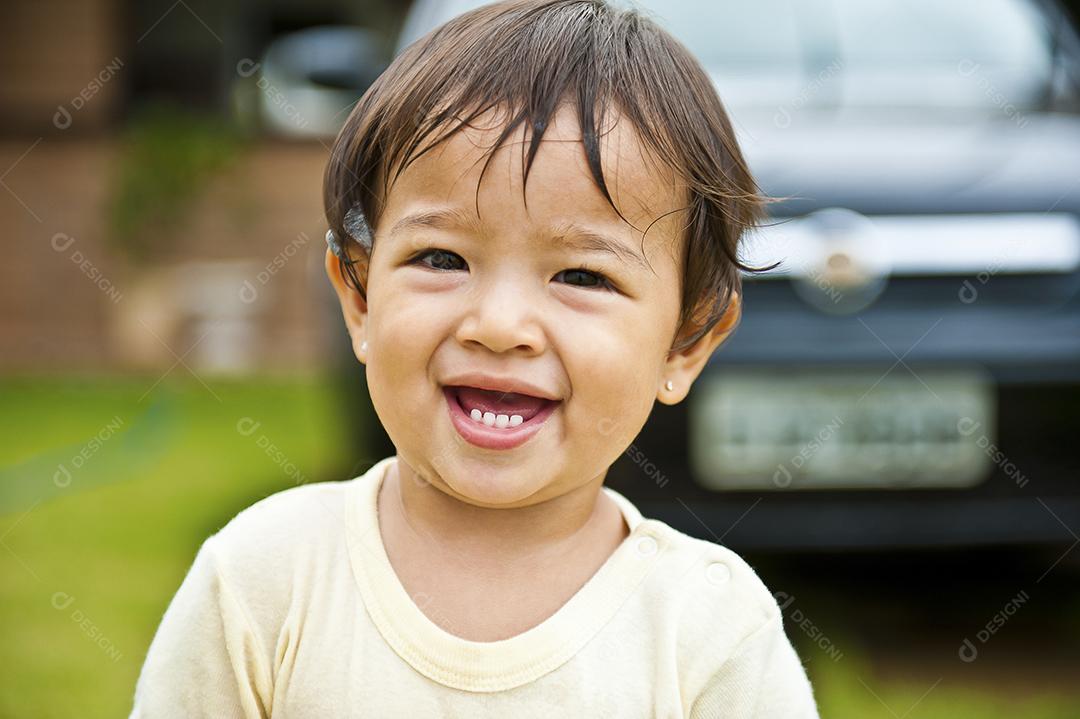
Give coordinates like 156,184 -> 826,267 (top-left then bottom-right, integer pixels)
442,387 -> 559,451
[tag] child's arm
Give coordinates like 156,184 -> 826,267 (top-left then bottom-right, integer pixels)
129,535 -> 273,718
689,610 -> 819,719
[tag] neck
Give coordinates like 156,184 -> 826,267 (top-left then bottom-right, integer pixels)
384,457 -> 621,562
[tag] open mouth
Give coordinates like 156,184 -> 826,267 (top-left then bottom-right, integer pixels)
446,386 -> 556,427
442,386 -> 560,450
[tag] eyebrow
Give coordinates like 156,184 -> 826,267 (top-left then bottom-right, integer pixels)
389,208 -> 649,272
550,222 -> 650,272
390,207 -> 482,238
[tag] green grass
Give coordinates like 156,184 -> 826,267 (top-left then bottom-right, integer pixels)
0,374 -> 354,718
807,649 -> 1080,718
2,374 -> 1077,717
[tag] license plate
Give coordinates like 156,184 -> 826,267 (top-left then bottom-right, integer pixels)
689,367 -> 996,490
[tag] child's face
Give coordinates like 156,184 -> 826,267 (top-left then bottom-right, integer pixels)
328,104 -> 738,508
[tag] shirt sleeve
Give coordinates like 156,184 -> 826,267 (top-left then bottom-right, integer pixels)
129,534 -> 274,719
689,611 -> 819,719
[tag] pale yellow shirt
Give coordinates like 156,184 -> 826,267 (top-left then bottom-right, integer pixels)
130,455 -> 819,718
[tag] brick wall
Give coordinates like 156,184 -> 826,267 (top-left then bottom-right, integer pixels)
0,138 -> 340,372
0,0 -> 123,135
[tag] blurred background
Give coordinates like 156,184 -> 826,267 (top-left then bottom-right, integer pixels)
2,0 -> 1079,716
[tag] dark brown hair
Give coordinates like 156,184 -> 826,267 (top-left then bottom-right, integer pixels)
324,0 -> 776,353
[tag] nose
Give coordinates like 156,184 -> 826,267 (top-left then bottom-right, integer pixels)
454,273 -> 546,355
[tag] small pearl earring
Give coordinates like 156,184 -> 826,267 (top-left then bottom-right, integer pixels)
360,340 -> 368,352
664,380 -> 674,391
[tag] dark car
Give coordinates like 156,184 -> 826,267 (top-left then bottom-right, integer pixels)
345,0 -> 1080,551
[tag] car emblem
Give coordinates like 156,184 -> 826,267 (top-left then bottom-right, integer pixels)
791,208 -> 891,314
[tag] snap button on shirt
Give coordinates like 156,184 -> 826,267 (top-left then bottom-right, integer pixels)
635,536 -> 658,556
706,561 -> 731,585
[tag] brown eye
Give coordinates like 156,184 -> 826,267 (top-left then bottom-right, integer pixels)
411,249 -> 466,272
555,268 -> 613,291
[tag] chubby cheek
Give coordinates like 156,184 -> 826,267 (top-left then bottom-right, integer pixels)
560,318 -> 660,469
365,283 -> 447,441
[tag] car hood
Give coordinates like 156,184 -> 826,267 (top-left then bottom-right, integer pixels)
732,110 -> 1080,216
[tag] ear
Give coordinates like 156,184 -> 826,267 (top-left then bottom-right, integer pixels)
657,291 -> 741,405
324,247 -> 370,363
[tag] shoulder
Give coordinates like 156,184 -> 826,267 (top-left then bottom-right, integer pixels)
634,518 -> 819,715
204,475 -> 352,578
198,478 -> 359,616
209,479 -> 353,558
641,517 -> 781,631
604,487 -> 782,645
633,517 -> 790,682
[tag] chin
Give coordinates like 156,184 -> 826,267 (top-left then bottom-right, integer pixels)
435,456 -> 556,507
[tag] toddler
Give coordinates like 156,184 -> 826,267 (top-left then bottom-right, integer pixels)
131,0 -> 819,716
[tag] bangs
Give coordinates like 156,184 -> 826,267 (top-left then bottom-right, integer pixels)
324,0 -> 777,352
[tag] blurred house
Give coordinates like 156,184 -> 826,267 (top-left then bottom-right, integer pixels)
0,0 -> 399,373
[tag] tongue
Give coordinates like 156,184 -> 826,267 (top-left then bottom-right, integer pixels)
454,387 -> 551,421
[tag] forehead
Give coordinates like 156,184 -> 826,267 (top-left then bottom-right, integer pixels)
378,102 -> 686,261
